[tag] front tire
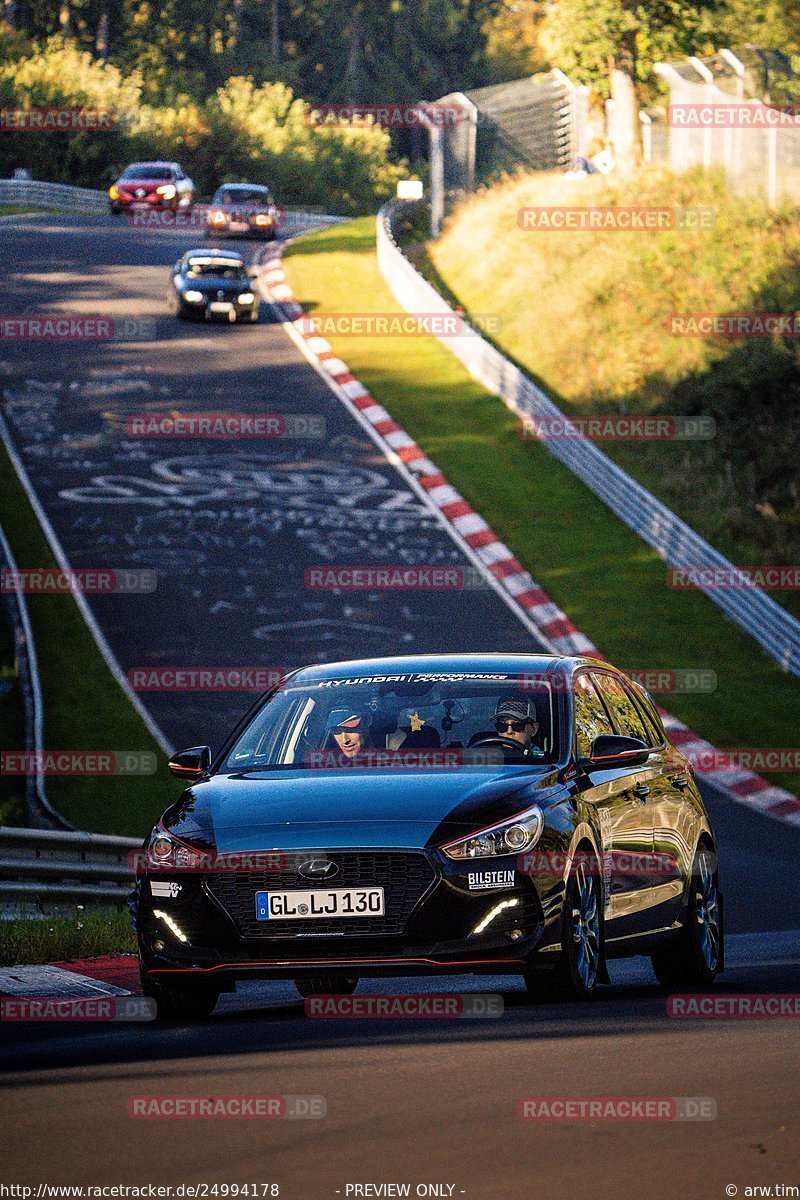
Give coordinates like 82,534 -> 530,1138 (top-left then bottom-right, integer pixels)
525,851 -> 602,1002
142,974 -> 220,1021
651,845 -> 722,988
294,975 -> 359,999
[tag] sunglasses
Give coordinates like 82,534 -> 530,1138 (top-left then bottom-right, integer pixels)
495,719 -> 528,734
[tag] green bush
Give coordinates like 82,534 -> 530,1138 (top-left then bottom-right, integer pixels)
0,38 -> 407,213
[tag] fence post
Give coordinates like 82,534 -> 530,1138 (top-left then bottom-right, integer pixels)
767,125 -> 778,206
640,111 -> 652,163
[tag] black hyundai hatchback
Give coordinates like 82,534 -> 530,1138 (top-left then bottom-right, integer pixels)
135,654 -> 723,1018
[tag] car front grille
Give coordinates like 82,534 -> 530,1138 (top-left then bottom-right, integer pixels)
206,851 -> 438,939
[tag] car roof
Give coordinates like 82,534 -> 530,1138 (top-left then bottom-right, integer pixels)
288,653 -> 611,683
184,248 -> 244,264
216,182 -> 269,191
125,161 -> 177,170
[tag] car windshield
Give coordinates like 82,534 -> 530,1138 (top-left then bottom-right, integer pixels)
122,165 -> 174,180
220,672 -> 563,771
215,188 -> 271,205
185,258 -> 247,280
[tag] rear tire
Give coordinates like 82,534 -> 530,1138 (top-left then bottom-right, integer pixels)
651,844 -> 721,988
142,974 -> 220,1021
525,850 -> 602,1002
294,975 -> 359,999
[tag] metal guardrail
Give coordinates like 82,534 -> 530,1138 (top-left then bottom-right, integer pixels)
0,178 -> 348,223
377,201 -> 800,677
0,177 -> 108,213
0,826 -> 140,917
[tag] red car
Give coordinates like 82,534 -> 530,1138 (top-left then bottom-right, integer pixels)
109,162 -> 194,214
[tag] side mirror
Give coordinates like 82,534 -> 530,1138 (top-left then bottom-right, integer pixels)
168,745 -> 212,781
584,735 -> 650,770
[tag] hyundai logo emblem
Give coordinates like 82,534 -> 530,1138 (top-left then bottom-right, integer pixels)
297,858 -> 339,881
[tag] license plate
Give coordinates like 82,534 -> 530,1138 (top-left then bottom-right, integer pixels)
130,202 -> 150,210
209,301 -> 233,313
255,887 -> 385,920
230,221 -> 249,232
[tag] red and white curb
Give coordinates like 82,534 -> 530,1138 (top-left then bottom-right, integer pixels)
259,247 -> 800,828
0,956 -> 139,998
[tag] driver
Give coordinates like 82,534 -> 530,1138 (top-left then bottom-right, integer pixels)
493,695 -> 543,757
324,709 -> 372,760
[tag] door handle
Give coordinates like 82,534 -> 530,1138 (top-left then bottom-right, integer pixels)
670,775 -> 689,791
633,783 -> 650,802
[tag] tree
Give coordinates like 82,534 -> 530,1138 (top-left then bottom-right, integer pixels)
542,0 -> 714,171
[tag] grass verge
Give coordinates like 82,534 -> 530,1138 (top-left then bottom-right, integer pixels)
0,437 -> 179,836
284,217 -> 800,797
423,168 -> 800,616
0,909 -> 135,966
0,597 -> 26,826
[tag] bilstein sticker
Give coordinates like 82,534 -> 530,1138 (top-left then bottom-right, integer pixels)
468,869 -> 515,890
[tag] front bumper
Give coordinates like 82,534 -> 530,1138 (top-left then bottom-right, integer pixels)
179,296 -> 258,322
138,848 -> 563,984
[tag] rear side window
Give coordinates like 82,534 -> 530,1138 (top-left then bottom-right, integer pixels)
591,673 -> 649,742
628,686 -> 666,747
572,673 -> 614,758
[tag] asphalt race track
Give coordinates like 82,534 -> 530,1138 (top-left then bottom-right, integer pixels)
0,213 -> 538,749
1,214 -> 799,1199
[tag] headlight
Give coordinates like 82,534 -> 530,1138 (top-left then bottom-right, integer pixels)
108,184 -> 119,200
156,184 -> 177,198
253,213 -> 271,225
237,292 -> 255,304
146,826 -> 206,870
183,289 -> 204,303
209,210 -> 228,224
441,804 -> 544,860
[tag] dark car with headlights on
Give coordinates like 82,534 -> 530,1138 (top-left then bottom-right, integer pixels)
135,653 -> 723,1019
169,249 -> 259,324
109,161 -> 194,214
206,183 -> 280,241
